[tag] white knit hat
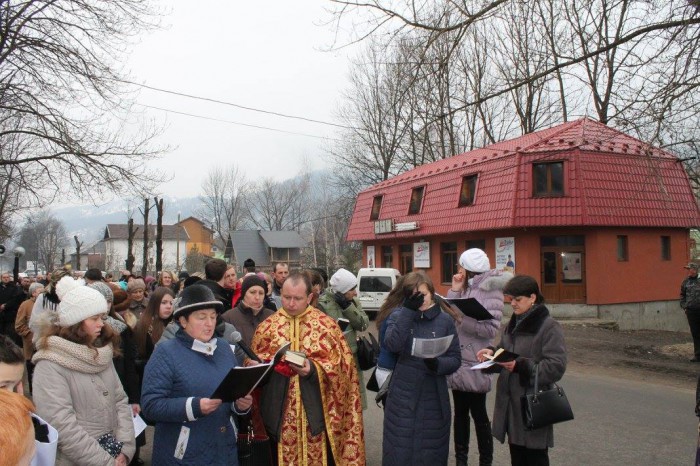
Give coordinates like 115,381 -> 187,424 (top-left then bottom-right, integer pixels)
329,268 -> 358,294
56,276 -> 108,327
459,248 -> 491,273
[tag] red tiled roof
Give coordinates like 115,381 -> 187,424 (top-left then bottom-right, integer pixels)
346,118 -> 700,241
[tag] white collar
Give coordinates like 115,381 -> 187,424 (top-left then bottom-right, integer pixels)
191,338 -> 217,356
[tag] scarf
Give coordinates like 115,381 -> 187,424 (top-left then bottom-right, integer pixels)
32,336 -> 113,374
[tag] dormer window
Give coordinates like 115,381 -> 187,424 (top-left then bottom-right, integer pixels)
459,174 -> 478,207
370,195 -> 383,221
533,161 -> 564,197
408,186 -> 425,215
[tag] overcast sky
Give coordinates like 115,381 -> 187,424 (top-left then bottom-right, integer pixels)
127,1 -> 353,199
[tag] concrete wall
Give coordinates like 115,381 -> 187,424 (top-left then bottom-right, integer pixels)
596,300 -> 688,332
503,301 -> 689,332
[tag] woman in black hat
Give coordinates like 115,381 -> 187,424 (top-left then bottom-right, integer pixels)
141,285 -> 253,466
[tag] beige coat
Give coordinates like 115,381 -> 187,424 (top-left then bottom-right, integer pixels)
32,337 -> 135,465
14,297 -> 35,360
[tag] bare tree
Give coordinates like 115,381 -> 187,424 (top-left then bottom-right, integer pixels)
246,175 -> 311,232
18,211 -> 68,273
198,165 -> 249,240
0,0 -> 166,208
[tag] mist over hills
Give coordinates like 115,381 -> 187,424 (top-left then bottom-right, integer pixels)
54,196 -> 203,246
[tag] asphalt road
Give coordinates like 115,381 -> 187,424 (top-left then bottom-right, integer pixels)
139,366 -> 696,465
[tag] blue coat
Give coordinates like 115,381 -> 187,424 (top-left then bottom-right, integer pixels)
141,329 -> 241,466
381,305 -> 461,466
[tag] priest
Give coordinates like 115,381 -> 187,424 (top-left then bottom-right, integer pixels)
252,272 -> 365,465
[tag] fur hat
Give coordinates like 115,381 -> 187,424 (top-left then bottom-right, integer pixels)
459,248 -> 491,273
173,284 -> 223,319
329,268 -> 357,294
240,275 -> 267,301
56,277 -> 108,327
112,289 -> 130,313
127,279 -> 146,292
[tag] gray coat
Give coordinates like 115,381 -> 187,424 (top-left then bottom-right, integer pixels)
382,305 -> 461,466
446,270 -> 509,393
491,304 -> 567,449
33,357 -> 135,465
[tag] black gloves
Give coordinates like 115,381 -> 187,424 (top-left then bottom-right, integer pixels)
333,291 -> 352,310
402,292 -> 424,311
424,358 -> 439,372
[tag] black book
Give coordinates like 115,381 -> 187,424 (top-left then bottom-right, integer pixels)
338,318 -> 350,331
437,296 -> 493,321
485,347 -> 519,363
211,341 -> 290,402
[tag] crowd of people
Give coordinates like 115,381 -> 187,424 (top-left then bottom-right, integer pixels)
0,249 -> 569,466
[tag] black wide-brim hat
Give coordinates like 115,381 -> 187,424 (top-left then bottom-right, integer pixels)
173,284 -> 224,318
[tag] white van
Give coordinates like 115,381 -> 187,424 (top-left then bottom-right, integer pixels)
357,268 -> 401,317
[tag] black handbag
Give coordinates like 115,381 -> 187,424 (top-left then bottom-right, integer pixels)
237,407 -> 273,466
520,363 -> 574,431
356,332 -> 379,371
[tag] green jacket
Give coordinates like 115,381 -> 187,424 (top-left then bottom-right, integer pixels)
317,290 -> 369,354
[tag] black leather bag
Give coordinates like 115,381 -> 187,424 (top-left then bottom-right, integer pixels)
521,363 -> 574,431
356,332 -> 379,371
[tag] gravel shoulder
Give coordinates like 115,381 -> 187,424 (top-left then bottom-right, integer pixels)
561,322 -> 698,390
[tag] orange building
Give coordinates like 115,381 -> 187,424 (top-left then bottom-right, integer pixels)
347,119 -> 700,330
177,216 -> 215,257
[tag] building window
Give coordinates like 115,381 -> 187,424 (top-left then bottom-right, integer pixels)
441,242 -> 458,284
533,161 -> 564,197
467,239 -> 486,251
408,186 -> 425,215
381,246 -> 393,268
617,235 -> 628,261
458,175 -> 478,207
661,236 -> 671,261
370,196 -> 383,221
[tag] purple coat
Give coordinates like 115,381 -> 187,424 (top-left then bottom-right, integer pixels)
446,269 -> 512,393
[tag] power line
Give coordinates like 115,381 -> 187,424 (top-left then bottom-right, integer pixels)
125,80 -> 355,130
140,104 -> 343,142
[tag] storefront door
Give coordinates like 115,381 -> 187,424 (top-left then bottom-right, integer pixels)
540,236 -> 586,303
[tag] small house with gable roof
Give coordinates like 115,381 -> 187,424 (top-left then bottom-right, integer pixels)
346,118 -> 700,330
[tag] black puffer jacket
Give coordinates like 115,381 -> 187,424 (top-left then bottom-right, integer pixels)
381,305 -> 460,466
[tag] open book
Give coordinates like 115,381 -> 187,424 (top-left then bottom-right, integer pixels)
211,341 -> 291,402
470,348 -> 519,370
435,295 -> 493,321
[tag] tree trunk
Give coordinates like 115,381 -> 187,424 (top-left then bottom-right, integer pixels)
154,197 -> 163,273
74,235 -> 83,270
126,218 -> 136,273
141,198 -> 150,277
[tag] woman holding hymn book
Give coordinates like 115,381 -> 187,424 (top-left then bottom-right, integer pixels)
141,285 -> 253,466
477,275 -> 567,466
446,248 -> 511,466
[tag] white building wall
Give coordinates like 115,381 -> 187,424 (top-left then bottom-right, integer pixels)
103,238 -> 188,273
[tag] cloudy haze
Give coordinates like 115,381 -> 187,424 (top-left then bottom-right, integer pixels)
127,1 -> 352,199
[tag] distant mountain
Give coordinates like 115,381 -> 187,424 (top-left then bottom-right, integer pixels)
55,196 -> 204,246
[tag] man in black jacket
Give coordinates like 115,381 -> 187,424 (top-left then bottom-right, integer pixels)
0,272 -> 26,347
681,262 -> 700,362
197,258 -> 233,312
